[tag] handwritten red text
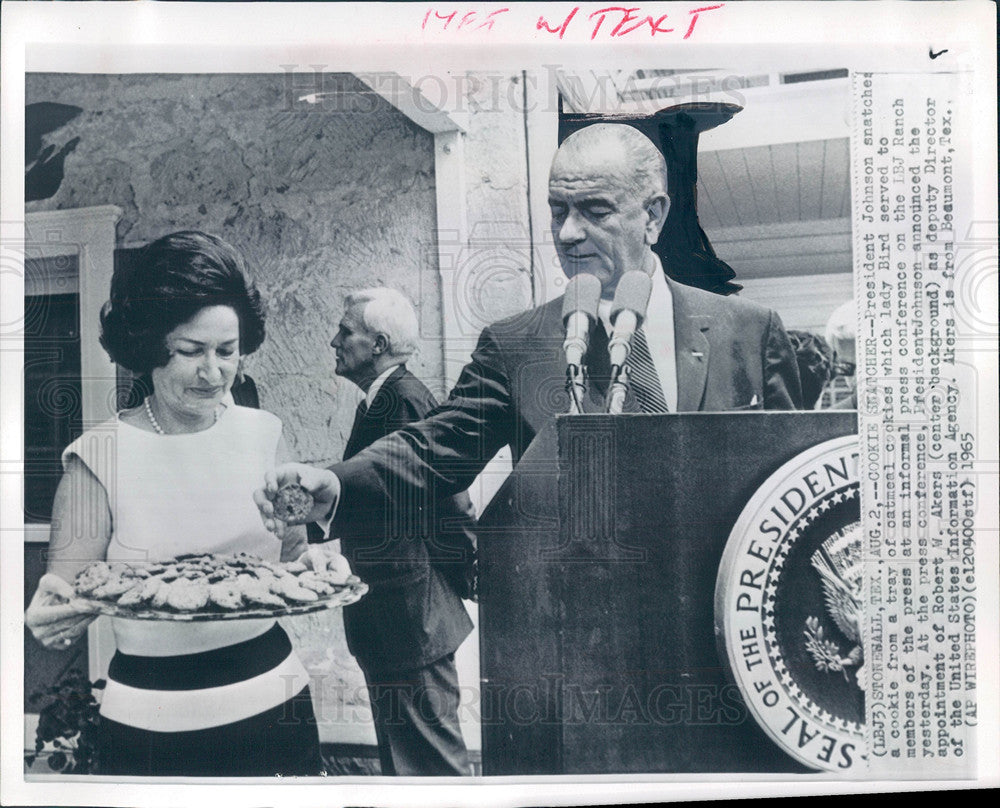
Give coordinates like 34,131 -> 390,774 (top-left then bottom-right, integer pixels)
422,8 -> 510,32
537,4 -> 724,40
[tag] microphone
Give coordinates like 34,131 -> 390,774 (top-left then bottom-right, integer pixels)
562,273 -> 602,366
561,273 -> 602,413
608,271 -> 653,370
606,271 -> 653,414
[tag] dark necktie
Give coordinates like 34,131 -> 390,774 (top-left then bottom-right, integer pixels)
349,399 -> 369,437
342,399 -> 370,460
627,326 -> 669,413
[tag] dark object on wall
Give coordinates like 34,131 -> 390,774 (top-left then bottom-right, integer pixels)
25,102 -> 83,202
560,103 -> 743,295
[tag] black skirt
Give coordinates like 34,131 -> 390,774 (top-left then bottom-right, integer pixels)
97,624 -> 323,777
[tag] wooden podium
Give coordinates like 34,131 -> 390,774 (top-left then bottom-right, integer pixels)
477,411 -> 856,775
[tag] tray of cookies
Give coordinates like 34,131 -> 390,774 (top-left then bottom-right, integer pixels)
72,552 -> 367,621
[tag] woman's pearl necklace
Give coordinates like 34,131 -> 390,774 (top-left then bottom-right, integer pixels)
144,396 -> 218,435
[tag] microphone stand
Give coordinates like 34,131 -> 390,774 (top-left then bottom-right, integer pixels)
561,273 -> 602,416
606,365 -> 629,415
566,364 -> 587,414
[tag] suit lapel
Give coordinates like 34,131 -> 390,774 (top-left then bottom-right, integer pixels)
670,279 -> 712,412
344,365 -> 408,459
364,365 -> 408,424
375,365 -> 409,400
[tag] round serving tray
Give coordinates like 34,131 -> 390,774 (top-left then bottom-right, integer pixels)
77,578 -> 368,621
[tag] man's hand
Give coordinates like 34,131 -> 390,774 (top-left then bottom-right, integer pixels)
25,573 -> 100,650
254,463 -> 342,533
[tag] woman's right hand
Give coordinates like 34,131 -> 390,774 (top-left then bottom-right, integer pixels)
25,573 -> 100,650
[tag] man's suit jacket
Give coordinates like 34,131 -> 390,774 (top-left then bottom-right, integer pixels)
330,277 -> 802,542
335,365 -> 474,674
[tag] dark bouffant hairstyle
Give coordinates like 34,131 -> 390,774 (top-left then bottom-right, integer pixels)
99,231 -> 266,374
787,329 -> 834,409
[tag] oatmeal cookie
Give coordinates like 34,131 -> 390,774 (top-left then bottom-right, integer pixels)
272,483 -> 314,522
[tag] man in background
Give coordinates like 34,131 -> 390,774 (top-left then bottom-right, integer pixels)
320,287 -> 476,776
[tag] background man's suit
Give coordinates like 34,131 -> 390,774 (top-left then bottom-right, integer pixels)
329,276 -> 802,538
330,364 -> 475,776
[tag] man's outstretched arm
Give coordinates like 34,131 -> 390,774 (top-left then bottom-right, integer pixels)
257,326 -> 514,540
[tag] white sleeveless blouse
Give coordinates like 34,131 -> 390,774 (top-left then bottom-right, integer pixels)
62,405 -> 310,730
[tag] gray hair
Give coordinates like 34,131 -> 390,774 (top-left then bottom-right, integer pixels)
345,287 -> 419,360
554,123 -> 668,203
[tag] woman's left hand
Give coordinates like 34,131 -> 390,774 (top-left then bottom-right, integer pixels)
25,573 -> 101,650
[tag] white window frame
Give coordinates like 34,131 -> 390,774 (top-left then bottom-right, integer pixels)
23,205 -> 121,692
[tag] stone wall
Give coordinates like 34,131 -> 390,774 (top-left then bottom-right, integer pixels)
26,72 -> 442,467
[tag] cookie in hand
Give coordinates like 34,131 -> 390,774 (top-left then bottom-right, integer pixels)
272,483 -> 314,522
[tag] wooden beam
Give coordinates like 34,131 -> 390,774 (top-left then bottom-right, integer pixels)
350,72 -> 467,135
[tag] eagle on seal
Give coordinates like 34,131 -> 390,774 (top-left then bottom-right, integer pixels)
804,524 -> 865,690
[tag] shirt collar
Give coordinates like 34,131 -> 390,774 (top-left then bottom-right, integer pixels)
365,363 -> 403,408
647,258 -> 672,330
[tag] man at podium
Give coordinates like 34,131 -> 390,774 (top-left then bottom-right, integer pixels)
256,122 -> 801,553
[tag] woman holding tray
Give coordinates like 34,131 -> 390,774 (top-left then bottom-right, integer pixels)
24,231 -> 324,776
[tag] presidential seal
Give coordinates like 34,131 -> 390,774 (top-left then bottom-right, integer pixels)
714,435 -> 865,773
